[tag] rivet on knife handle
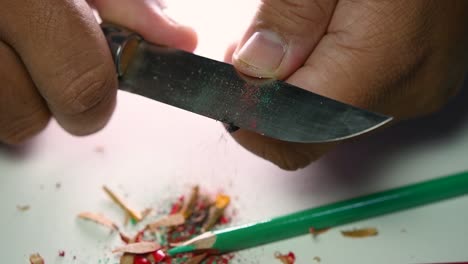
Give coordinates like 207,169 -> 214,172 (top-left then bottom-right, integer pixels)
101,23 -> 393,143
101,23 -> 141,77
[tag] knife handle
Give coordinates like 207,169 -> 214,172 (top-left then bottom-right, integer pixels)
101,23 -> 141,77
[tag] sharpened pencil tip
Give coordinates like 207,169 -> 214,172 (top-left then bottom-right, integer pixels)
167,245 -> 196,256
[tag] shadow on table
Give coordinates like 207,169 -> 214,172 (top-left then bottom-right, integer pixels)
0,138 -> 39,159
306,77 -> 468,189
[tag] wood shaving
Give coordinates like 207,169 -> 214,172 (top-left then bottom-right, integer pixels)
17,205 -> 30,211
146,213 -> 185,231
215,194 -> 230,209
29,253 -> 44,264
141,208 -> 153,220
274,251 -> 295,264
186,253 -> 208,264
112,241 -> 160,254
313,256 -> 321,262
119,253 -> 134,264
123,213 -> 130,226
77,212 -> 118,231
181,186 -> 199,219
341,227 -> 378,238
119,232 -> 132,244
103,185 -> 142,221
201,194 -> 231,232
309,227 -> 330,237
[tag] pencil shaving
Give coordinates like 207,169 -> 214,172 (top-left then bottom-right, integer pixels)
201,194 -> 231,231
29,253 -> 44,264
17,205 -> 30,211
103,185 -> 142,221
186,253 -> 208,264
119,232 -> 132,244
78,212 -> 118,231
309,227 -> 330,237
181,185 -> 199,219
119,253 -> 134,264
123,213 -> 130,226
112,241 -> 160,254
141,208 -> 153,220
215,194 -> 230,209
147,213 -> 185,231
341,227 -> 378,238
274,251 -> 295,264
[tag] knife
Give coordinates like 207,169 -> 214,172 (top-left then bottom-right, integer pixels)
101,23 -> 392,143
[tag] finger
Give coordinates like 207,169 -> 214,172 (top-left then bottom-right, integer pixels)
286,1 -> 453,118
224,42 -> 238,64
224,41 -> 334,170
92,0 -> 197,52
0,0 -> 117,136
233,129 -> 336,170
232,0 -> 337,79
0,42 -> 50,144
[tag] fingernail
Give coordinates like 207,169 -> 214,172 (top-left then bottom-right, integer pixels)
234,31 -> 286,77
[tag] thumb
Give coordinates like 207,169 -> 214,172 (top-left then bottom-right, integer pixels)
233,0 -> 336,79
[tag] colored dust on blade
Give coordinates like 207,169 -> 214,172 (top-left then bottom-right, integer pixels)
77,185 -> 235,264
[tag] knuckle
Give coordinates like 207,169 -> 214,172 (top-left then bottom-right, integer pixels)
259,0 -> 331,33
0,108 -> 50,145
57,62 -> 116,116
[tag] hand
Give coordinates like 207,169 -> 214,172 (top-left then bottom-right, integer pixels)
226,0 -> 468,170
0,0 -> 196,144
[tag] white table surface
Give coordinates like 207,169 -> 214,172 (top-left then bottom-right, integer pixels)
2,1 -> 468,263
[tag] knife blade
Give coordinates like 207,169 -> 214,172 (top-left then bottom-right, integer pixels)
102,24 -> 392,143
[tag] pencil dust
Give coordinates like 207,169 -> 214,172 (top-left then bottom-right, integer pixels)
77,185 -> 236,263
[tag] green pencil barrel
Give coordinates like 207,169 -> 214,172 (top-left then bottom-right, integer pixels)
213,171 -> 468,253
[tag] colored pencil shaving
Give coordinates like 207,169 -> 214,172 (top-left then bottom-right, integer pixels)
119,253 -> 134,264
146,213 -> 185,231
103,185 -> 142,221
275,251 -> 296,264
112,241 -> 160,254
78,212 -> 119,231
181,186 -> 200,219
202,194 -> 230,232
341,227 -> 378,238
78,186 -> 235,264
185,253 -> 208,264
309,227 -> 330,237
29,253 -> 44,264
17,205 -> 30,211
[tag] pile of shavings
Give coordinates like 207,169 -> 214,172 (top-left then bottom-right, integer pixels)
77,185 -> 235,264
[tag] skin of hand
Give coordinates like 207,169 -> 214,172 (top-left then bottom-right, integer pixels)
0,0 -> 196,144
226,0 -> 468,170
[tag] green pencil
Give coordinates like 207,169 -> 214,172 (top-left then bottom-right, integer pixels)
168,171 -> 468,256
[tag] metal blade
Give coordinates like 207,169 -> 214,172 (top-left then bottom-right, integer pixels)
117,41 -> 391,143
